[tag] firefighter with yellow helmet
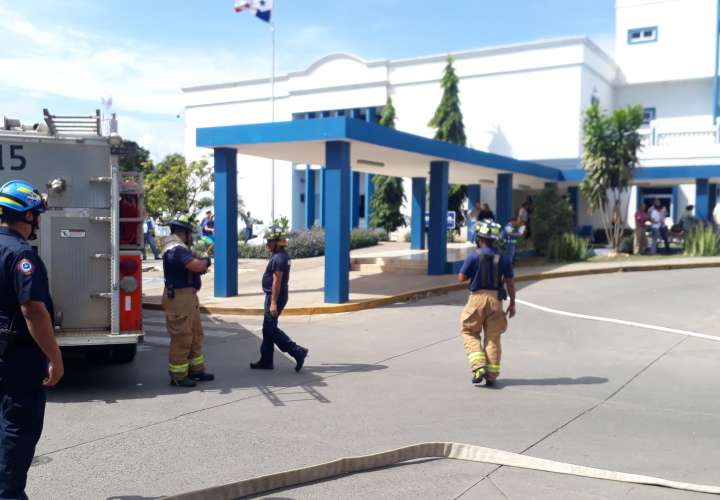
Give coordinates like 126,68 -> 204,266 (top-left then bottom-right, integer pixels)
162,213 -> 214,387
458,219 -> 517,387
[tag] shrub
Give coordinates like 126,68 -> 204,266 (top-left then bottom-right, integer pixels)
685,224 -> 720,256
192,238 -> 211,255
546,233 -> 588,262
619,235 -> 634,254
351,228 -> 380,249
531,188 -> 575,256
236,227 -> 381,260
373,228 -> 390,242
237,243 -> 271,259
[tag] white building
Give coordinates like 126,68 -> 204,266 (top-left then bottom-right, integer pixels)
183,0 -> 720,232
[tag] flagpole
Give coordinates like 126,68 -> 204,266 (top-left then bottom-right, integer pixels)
270,2 -> 276,222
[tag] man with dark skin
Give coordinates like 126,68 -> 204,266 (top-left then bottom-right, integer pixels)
250,226 -> 308,372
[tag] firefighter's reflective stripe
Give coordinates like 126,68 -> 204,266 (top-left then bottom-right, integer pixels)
190,355 -> 205,367
468,352 -> 486,364
486,363 -> 501,374
169,362 -> 189,373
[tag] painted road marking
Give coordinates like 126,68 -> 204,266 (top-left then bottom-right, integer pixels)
517,299 -> 718,342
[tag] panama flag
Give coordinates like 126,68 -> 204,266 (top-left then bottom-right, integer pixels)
234,0 -> 273,23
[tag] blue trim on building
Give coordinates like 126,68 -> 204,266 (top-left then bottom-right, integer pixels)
350,171 -> 361,228
304,167 -> 316,228
411,177 -> 426,250
496,174 -> 513,225
428,162 -> 448,275
324,141 -> 351,303
560,166 -> 720,183
364,173 -> 375,228
198,118 -> 561,181
213,148 -> 238,297
696,178 -> 710,220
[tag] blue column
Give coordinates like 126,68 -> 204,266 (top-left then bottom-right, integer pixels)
466,185 -> 480,242
324,141 -> 351,303
636,186 -> 645,210
710,183 -> 718,218
411,177 -> 426,250
496,174 -> 513,225
213,148 -> 238,297
364,173 -> 375,228
319,167 -> 326,228
366,107 -> 377,124
568,186 -> 579,228
319,111 -> 332,228
428,161 -> 449,275
696,178 -> 710,220
350,172 -> 361,228
672,186 -> 679,222
304,167 -> 316,228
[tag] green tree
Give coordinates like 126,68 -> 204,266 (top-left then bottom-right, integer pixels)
580,103 -> 644,252
370,97 -> 407,233
428,55 -> 467,232
531,188 -> 575,256
144,154 -> 213,221
118,140 -> 153,175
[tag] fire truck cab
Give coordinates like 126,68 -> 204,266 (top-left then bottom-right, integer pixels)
0,110 -> 143,362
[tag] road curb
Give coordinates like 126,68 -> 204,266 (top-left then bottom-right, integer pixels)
143,261 -> 720,316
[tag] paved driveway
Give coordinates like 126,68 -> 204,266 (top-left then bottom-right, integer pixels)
28,268 -> 720,499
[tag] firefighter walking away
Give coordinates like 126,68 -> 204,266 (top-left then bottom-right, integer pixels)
458,220 -> 516,387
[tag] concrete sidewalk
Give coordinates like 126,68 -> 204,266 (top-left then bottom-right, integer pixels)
142,242 -> 720,315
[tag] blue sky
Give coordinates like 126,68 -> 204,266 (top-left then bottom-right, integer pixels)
0,0 -> 615,159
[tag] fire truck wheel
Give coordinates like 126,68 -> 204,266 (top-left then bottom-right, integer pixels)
109,344 -> 137,364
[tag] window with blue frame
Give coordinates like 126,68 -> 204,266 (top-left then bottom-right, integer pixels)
642,107 -> 656,126
628,26 -> 658,44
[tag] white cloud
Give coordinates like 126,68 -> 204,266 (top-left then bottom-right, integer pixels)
0,2 -> 354,160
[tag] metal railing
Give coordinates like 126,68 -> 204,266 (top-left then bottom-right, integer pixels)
639,126 -> 720,147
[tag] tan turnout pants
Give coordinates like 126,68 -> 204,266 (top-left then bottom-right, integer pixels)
460,291 -> 508,380
162,288 -> 206,381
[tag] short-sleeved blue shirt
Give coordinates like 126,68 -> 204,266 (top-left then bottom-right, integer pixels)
262,250 -> 290,294
163,242 -> 201,290
459,246 -> 514,293
0,227 -> 52,391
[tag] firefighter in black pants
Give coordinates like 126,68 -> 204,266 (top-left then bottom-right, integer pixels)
0,180 -> 64,499
250,226 -> 308,372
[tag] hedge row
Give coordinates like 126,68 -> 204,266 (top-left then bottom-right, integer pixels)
236,228 -> 382,259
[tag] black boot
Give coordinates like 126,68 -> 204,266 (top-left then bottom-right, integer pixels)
471,368 -> 485,385
170,377 -> 197,388
189,372 -> 215,382
250,360 -> 274,370
293,347 -> 309,373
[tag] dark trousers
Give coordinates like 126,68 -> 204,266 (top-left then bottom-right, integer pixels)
260,292 -> 301,364
0,390 -> 46,500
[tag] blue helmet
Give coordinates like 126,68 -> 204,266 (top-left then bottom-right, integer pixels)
0,180 -> 46,214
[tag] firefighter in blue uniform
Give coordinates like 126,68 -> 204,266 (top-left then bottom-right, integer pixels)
0,180 -> 64,498
250,225 -> 308,372
458,220 -> 516,387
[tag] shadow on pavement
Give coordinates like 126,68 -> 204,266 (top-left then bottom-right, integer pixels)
48,320 -> 387,406
491,376 -> 609,389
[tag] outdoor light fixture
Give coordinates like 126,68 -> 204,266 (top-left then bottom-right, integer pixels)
357,159 -> 385,168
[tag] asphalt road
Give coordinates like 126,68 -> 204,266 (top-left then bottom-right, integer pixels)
27,268 -> 720,499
